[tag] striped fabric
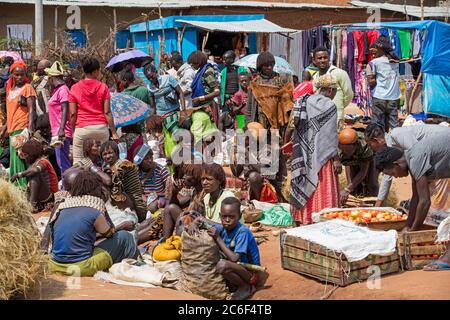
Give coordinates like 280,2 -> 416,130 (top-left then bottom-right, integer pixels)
291,159 -> 340,225
139,164 -> 170,198
115,160 -> 147,222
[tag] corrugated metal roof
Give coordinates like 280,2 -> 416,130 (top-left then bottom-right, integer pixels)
351,1 -> 450,18
175,18 -> 297,33
0,0 -> 356,9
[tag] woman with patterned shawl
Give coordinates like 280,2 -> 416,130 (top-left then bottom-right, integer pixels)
290,75 -> 342,225
100,140 -> 147,223
245,51 -> 294,201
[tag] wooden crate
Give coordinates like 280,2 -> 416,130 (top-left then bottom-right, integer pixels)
280,230 -> 399,286
397,228 -> 446,270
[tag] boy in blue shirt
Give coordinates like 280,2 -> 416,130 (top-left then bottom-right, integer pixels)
207,197 -> 266,300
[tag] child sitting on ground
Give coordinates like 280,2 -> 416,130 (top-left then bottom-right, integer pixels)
11,139 -> 59,212
206,197 -> 268,300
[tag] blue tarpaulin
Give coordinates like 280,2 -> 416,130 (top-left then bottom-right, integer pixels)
352,20 -> 450,76
423,73 -> 450,117
353,20 -> 450,117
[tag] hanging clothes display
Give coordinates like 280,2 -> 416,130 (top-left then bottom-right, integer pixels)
282,23 -> 425,117
269,33 -> 288,60
289,32 -> 303,79
397,29 -> 412,59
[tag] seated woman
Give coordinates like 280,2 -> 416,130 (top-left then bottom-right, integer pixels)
73,138 -> 102,168
73,138 -> 111,187
119,123 -> 144,162
100,141 -> 147,222
338,128 -> 379,205
11,139 -> 58,212
230,125 -> 280,203
48,170 -> 137,277
162,163 -> 204,240
202,163 -> 240,224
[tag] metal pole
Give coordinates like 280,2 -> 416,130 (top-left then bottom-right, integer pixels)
35,0 -> 44,56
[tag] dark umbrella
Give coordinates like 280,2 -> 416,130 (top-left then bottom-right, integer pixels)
106,49 -> 152,73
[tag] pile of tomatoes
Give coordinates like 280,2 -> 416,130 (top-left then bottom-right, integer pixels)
322,209 -> 408,223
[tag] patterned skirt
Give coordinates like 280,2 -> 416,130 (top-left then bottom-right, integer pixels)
291,159 -> 340,225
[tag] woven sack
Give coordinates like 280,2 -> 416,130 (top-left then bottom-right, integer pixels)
180,230 -> 230,300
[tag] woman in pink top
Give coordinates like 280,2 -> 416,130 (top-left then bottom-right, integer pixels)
46,61 -> 72,174
69,56 -> 118,164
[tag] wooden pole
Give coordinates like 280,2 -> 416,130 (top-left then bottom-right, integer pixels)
158,4 -> 165,56
446,0 -> 449,23
202,31 -> 210,52
113,8 -> 117,52
408,72 -> 423,114
420,0 -> 424,20
54,7 -> 58,49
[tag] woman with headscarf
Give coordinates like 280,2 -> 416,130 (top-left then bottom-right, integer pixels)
290,75 -> 342,226
3,60 -> 37,187
188,51 -> 221,145
45,61 -> 72,175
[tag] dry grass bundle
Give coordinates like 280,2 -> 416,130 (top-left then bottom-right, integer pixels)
0,180 -> 46,300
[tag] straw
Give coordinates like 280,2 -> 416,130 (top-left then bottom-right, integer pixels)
0,180 -> 47,300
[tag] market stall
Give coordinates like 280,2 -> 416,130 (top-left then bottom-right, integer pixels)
270,20 -> 450,118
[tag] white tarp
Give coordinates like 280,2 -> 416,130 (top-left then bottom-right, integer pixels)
175,19 -> 297,34
285,219 -> 398,262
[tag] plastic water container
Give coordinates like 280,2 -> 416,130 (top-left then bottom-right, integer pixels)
133,143 -> 151,165
118,142 -> 128,160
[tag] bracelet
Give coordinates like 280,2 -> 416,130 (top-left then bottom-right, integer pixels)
90,166 -> 100,174
344,187 -> 352,193
18,172 -> 23,178
199,95 -> 206,102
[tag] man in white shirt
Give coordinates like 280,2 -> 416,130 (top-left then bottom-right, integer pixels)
367,39 -> 402,132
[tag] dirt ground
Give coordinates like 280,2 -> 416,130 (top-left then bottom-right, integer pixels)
27,177 -> 450,300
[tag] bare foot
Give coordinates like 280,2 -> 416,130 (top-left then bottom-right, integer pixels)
256,271 -> 270,289
231,285 -> 256,300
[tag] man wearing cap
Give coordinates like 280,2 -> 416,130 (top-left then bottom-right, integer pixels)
46,61 -> 72,175
338,127 -> 379,205
135,145 -> 169,206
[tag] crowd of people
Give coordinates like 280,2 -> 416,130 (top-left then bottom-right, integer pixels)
0,34 -> 449,301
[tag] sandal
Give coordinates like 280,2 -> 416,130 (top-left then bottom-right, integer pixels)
250,222 -> 263,233
423,261 -> 450,271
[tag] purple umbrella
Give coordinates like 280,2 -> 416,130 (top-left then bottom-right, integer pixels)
106,49 -> 152,73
